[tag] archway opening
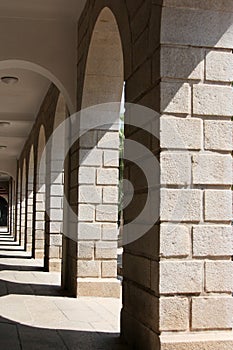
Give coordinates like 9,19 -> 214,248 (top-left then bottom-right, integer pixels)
20,159 -> 27,248
34,125 -> 46,262
69,7 -> 125,298
0,196 -> 8,227
45,93 -> 67,272
27,145 -> 34,254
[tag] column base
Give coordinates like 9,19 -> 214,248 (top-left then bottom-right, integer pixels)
161,331 -> 233,350
77,278 -> 121,298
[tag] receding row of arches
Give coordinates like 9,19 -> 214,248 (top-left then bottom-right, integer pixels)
15,93 -> 67,274
10,8 -> 125,294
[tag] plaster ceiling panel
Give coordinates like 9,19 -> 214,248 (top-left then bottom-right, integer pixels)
0,0 -> 87,20
0,69 -> 50,115
0,68 -> 50,160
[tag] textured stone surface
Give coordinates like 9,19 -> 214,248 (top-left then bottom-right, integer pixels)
192,154 -> 232,185
78,241 -> 94,259
97,169 -> 119,185
161,117 -> 202,150
103,186 -> 119,203
161,7 -> 233,48
192,297 -> 233,330
79,185 -> 102,204
77,279 -> 121,298
95,241 -> 117,260
204,120 -> 232,151
78,260 -> 101,277
160,261 -> 203,294
103,150 -> 119,167
78,223 -> 101,240
206,50 -> 233,82
161,46 -> 204,80
160,224 -> 190,257
161,332 -> 233,350
78,204 -> 95,221
193,225 -> 233,257
205,261 -> 233,292
79,167 -> 95,184
193,84 -> 233,116
161,82 -> 191,114
161,189 -> 202,222
101,261 -> 117,278
204,190 -> 232,222
162,0 -> 233,12
161,153 -> 191,185
160,297 -> 189,331
123,253 -> 151,289
97,131 -> 119,149
102,224 -> 118,241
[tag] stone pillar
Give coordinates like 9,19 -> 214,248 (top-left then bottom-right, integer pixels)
26,176 -> 34,252
15,167 -> 21,242
159,3 -> 233,349
122,1 -> 233,349
9,179 -> 16,236
20,165 -> 27,249
45,163 -> 63,272
76,128 -> 120,297
34,183 -> 46,259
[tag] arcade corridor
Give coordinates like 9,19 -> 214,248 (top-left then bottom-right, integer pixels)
1,1 -> 233,349
0,228 -> 127,350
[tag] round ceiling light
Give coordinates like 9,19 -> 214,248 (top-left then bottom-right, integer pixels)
1,76 -> 19,85
0,122 -> 10,127
0,146 -> 7,150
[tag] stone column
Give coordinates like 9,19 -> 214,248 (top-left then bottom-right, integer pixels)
20,167 -> 27,249
34,175 -> 46,259
45,163 -> 64,272
159,3 -> 233,349
76,128 -> 120,297
26,177 -> 34,252
15,168 -> 21,242
122,1 -> 233,349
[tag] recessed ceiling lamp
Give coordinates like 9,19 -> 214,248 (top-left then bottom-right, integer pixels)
1,76 -> 19,85
0,145 -> 7,150
0,122 -> 10,127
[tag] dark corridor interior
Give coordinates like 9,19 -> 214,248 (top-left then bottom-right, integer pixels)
0,196 -> 8,227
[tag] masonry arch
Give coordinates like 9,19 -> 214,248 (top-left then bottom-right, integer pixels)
64,6 -> 125,297
0,60 -> 74,113
0,60 -> 73,117
81,7 -> 124,108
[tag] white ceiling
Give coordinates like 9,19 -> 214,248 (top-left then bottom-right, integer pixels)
0,68 -> 50,165
0,0 -> 87,20
0,1 -> 88,179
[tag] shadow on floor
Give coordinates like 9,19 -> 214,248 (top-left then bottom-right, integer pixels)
0,263 -> 44,272
0,317 -> 127,350
0,233 -> 128,349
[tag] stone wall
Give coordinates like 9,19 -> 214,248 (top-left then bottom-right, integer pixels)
159,1 -> 233,349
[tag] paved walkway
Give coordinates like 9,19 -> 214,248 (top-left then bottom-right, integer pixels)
0,229 -> 128,349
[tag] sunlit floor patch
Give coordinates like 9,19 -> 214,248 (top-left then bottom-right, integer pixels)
0,232 -> 127,349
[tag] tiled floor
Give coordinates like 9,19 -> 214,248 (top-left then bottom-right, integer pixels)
0,229 -> 128,349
